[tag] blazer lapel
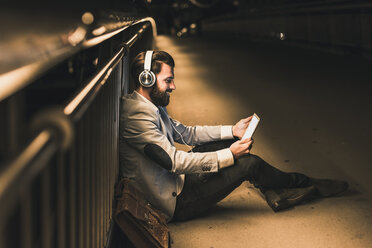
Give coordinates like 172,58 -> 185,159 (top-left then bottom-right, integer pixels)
158,109 -> 175,145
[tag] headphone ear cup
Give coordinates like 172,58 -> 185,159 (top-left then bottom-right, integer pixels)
139,70 -> 156,87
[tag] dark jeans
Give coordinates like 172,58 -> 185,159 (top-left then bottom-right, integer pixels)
172,139 -> 310,221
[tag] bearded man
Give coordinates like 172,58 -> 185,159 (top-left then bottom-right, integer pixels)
119,50 -> 348,222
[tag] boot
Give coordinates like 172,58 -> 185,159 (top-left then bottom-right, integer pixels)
263,186 -> 318,212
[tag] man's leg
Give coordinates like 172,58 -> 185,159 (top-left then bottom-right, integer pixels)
173,140 -> 310,221
173,140 -> 348,221
192,139 -> 310,189
172,170 -> 244,221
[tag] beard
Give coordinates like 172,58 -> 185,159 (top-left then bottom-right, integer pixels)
150,85 -> 170,107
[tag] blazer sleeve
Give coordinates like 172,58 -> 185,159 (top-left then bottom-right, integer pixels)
170,118 -> 234,146
122,107 -> 231,174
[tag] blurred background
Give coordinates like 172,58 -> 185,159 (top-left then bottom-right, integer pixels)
1,1 -> 372,247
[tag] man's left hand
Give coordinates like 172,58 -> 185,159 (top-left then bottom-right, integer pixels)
232,116 -> 253,139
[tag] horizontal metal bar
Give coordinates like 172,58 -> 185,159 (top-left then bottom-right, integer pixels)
135,17 -> 157,38
83,17 -> 157,48
126,18 -> 157,48
126,23 -> 150,48
63,47 -> 125,120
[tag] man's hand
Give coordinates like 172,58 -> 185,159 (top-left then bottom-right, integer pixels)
229,138 -> 254,159
232,116 -> 253,139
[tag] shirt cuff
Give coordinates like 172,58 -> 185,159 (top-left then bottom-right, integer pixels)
221,125 -> 234,140
216,148 -> 235,169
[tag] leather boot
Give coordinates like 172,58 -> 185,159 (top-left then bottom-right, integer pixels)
262,185 -> 318,212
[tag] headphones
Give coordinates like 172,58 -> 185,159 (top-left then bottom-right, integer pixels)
139,50 -> 156,87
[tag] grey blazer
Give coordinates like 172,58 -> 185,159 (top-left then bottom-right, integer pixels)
119,91 -> 234,221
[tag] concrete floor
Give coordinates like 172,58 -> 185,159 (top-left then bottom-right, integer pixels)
155,35 -> 372,248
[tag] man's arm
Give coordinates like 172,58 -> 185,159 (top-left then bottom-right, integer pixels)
170,115 -> 255,164
170,118 -> 234,146
170,115 -> 253,145
122,108 -> 234,174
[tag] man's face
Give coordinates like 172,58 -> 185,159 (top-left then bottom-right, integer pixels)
150,63 -> 175,107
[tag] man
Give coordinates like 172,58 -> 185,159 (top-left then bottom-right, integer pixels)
119,50 -> 348,222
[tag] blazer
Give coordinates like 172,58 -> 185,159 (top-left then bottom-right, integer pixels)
119,91 -> 234,221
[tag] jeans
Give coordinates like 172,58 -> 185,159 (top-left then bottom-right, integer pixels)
172,139 -> 309,221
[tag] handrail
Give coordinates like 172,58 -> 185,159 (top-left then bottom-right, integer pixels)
0,13 -> 156,102
84,17 -> 157,48
63,46 -> 125,120
126,22 -> 151,48
0,18 -> 155,221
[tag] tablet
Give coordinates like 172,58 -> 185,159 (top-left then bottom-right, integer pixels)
242,113 -> 260,140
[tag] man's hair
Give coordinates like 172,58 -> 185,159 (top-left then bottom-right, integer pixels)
131,50 -> 175,89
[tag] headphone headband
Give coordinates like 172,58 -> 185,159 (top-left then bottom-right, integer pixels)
144,50 -> 153,71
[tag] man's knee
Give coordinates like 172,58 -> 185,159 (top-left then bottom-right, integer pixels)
235,154 -> 263,181
235,154 -> 262,168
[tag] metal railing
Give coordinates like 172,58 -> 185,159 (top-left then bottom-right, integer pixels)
0,11 -> 156,248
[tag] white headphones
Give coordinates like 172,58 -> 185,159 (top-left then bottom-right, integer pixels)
138,50 -> 156,87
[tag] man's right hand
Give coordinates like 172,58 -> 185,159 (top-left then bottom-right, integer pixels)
229,138 -> 254,159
